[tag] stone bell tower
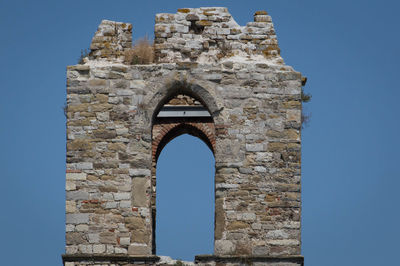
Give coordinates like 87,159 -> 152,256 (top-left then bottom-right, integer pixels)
63,7 -> 305,266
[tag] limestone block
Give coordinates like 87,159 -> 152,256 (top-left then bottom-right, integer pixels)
66,191 -> 89,201
215,240 -> 235,255
66,213 -> 89,224
87,233 -> 100,244
78,244 -> 93,254
125,217 -> 145,230
113,192 -> 130,201
93,244 -> 106,253
100,231 -> 117,244
65,246 -> 78,254
76,162 -> 93,170
120,237 -> 130,246
66,173 -> 87,181
132,177 -> 149,207
114,247 -> 128,254
129,169 -> 151,177
119,200 -> 131,208
66,224 -> 75,232
66,181 -> 76,191
128,244 -> 150,255
246,143 -> 264,152
76,224 -> 89,232
66,232 -> 87,245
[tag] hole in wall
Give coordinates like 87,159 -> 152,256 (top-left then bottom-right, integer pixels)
189,21 -> 204,34
155,134 -> 215,261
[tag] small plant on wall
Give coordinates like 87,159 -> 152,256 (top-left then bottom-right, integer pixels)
301,77 -> 312,128
77,48 -> 89,64
124,37 -> 154,65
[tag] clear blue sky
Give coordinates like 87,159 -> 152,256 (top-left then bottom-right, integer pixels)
1,0 -> 399,265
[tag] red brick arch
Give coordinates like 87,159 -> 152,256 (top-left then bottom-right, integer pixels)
150,110 -> 216,254
152,117 -> 215,163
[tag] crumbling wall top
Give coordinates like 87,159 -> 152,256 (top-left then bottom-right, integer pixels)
154,7 -> 283,64
87,7 -> 285,65
89,20 -> 132,60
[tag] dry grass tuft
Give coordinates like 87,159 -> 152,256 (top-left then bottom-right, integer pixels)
216,41 -> 234,59
124,37 -> 154,65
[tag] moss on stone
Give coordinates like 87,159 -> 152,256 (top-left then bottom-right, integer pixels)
177,8 -> 190,13
254,10 -> 268,16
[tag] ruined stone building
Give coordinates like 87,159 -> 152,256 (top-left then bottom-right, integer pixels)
63,7 -> 305,266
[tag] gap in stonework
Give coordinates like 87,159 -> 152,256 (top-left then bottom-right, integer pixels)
155,134 -> 215,261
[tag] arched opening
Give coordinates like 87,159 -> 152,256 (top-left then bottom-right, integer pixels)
151,94 -> 216,260
156,134 -> 215,260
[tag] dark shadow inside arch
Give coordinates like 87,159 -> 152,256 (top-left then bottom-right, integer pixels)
155,134 -> 215,261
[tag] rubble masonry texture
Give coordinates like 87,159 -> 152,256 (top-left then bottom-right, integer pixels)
64,7 -> 304,266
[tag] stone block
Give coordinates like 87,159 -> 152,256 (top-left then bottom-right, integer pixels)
66,213 -> 89,224
120,200 -> 131,208
215,240 -> 234,255
125,217 -> 145,230
66,191 -> 89,201
114,192 -> 130,201
76,162 -> 93,170
255,166 -> 267,173
65,181 -> 76,191
266,230 -> 289,239
65,246 -> 78,254
129,169 -> 151,177
120,237 -> 130,246
66,201 -> 76,213
216,28 -> 230,35
66,173 -> 87,181
128,244 -> 150,255
96,112 -> 109,121
227,221 -> 249,230
100,231 -> 116,244
131,230 -> 149,244
253,245 -> 269,255
75,224 -> 89,232
114,247 -> 128,254
93,244 -> 106,253
246,143 -> 264,152
238,212 -> 256,221
88,233 -> 100,244
66,232 -> 87,245
132,178 -> 149,207
66,224 -> 75,232
265,239 -> 300,246
105,201 -> 118,209
78,244 -> 93,254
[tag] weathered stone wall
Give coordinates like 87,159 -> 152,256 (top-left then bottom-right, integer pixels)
90,20 -> 133,60
65,6 -> 304,266
154,8 -> 281,64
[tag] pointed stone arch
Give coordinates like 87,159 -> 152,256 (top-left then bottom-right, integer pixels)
149,77 -> 219,254
146,72 -> 223,126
